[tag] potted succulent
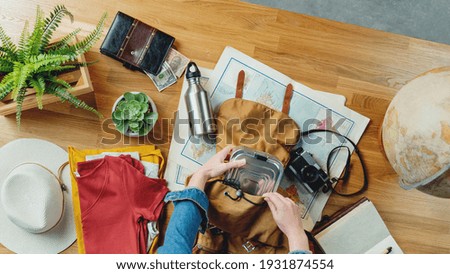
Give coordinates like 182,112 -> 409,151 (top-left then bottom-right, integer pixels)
0,5 -> 106,126
112,92 -> 158,137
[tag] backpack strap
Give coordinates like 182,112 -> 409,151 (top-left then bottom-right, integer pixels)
282,83 -> 293,114
235,70 -> 294,114
235,70 -> 245,98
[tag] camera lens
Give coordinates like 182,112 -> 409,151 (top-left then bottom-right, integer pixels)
300,165 -> 319,183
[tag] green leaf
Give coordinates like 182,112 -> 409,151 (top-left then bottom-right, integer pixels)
66,60 -> 98,68
0,46 -> 18,63
18,20 -> 30,53
0,74 -> 15,100
117,100 -> 127,111
47,75 -> 72,89
111,115 -> 120,125
63,12 -> 107,60
47,28 -> 80,50
140,102 -> 149,112
29,76 -> 46,109
135,92 -> 146,103
115,120 -> 128,134
22,6 -> 46,61
35,64 -> 76,74
128,100 -> 141,112
15,88 -> 27,128
122,108 -> 131,120
113,109 -> 124,120
129,121 -> 140,132
0,57 -> 13,73
41,5 -> 73,49
46,83 -> 103,118
0,25 -> 17,53
27,53 -> 72,72
11,62 -> 31,100
123,92 -> 135,102
142,94 -> 148,103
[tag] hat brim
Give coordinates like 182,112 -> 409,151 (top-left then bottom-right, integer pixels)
0,139 -> 76,254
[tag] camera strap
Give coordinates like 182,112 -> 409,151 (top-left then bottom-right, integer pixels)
300,129 -> 368,197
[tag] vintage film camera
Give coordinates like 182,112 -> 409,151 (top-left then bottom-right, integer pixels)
286,147 -> 331,193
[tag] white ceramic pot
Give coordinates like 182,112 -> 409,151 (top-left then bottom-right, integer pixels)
111,91 -> 158,137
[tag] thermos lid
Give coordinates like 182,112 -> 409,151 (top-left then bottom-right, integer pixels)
186,62 -> 201,79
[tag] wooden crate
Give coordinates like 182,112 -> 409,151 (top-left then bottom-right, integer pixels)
0,53 -> 93,116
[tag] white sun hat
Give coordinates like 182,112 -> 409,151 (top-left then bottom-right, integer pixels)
0,138 -> 76,254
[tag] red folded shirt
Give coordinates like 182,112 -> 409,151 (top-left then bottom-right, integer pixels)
76,155 -> 168,254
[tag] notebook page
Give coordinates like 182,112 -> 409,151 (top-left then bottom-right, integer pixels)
315,200 -> 393,254
365,235 -> 403,254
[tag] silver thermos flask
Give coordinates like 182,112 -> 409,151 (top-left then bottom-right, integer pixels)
185,62 -> 217,143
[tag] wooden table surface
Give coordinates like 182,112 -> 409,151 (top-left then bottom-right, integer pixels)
0,0 -> 449,254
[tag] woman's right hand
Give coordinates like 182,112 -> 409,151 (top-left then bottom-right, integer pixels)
263,192 -> 310,252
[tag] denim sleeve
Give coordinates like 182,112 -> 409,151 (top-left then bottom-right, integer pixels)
157,188 -> 209,254
289,250 -> 312,254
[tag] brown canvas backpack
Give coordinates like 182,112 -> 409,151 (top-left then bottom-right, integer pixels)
193,70 -> 301,254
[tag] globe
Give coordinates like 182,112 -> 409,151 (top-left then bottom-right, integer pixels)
382,67 -> 450,198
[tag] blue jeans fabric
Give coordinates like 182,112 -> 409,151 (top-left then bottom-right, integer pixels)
157,188 -> 208,254
157,188 -> 310,254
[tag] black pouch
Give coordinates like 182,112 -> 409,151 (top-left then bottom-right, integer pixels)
100,11 -> 175,75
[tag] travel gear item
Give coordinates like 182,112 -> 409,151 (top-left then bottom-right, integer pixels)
100,11 -> 175,75
0,139 -> 76,254
286,146 -> 331,193
215,70 -> 300,166
191,71 -> 301,254
185,62 -> 217,144
193,180 -> 290,254
224,146 -> 283,196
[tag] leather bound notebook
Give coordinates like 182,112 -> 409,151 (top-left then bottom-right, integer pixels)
100,11 -> 175,75
310,197 -> 403,254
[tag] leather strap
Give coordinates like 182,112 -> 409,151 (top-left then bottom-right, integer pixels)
235,70 -> 245,98
117,19 -> 138,59
282,83 -> 293,114
234,70 -> 294,114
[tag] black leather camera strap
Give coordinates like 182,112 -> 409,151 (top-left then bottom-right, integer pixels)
300,129 -> 369,197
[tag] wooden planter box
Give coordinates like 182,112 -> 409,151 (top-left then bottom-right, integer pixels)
0,53 -> 93,116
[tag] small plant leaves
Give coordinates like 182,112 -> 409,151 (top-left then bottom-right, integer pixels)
112,92 -> 157,135
123,92 -> 135,102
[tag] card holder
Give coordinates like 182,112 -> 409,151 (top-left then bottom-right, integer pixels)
100,11 -> 175,75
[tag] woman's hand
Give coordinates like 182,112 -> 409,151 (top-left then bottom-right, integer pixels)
263,192 -> 310,252
188,145 -> 246,190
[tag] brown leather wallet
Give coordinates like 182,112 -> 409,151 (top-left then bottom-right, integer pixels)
100,11 -> 175,75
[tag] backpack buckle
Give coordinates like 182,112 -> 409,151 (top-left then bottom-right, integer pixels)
242,241 -> 256,253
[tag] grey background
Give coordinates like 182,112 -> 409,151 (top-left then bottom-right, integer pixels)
244,0 -> 450,45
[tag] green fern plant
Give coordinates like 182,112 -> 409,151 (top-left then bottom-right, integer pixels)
0,5 -> 107,126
